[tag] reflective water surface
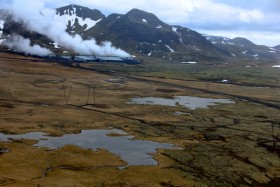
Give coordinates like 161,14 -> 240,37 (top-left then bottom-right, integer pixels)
0,129 -> 174,166
129,96 -> 235,110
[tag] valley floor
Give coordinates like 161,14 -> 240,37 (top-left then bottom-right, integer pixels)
0,52 -> 279,186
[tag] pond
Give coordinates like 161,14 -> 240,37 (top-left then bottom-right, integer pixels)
129,96 -> 235,110
0,129 -> 174,166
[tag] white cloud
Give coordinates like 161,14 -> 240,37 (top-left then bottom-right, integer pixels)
239,9 -> 264,23
1,0 -> 277,27
39,0 -> 268,24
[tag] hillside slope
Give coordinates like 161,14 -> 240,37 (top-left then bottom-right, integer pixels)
83,8 -> 228,61
204,34 -> 280,60
56,4 -> 105,34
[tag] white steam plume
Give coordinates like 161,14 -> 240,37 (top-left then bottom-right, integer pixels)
9,0 -> 130,57
3,35 -> 53,56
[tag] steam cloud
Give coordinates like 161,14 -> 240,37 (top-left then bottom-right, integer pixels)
3,35 -> 53,56
6,0 -> 130,57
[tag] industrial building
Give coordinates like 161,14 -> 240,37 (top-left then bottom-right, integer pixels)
58,55 -> 141,65
95,56 -> 123,62
74,56 -> 96,62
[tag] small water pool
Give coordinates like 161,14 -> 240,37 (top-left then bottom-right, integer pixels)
129,96 -> 235,110
0,129 -> 174,166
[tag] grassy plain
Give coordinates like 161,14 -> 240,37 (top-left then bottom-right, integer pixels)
0,52 -> 280,186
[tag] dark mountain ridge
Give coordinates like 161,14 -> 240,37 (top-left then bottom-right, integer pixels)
57,4 -> 105,21
204,34 -> 280,60
56,4 -> 105,34
0,5 -> 279,61
274,45 -> 280,50
83,8 -> 226,60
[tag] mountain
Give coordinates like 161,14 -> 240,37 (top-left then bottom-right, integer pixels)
0,4 -> 279,62
274,45 -> 280,50
82,8 -> 227,61
204,34 -> 280,60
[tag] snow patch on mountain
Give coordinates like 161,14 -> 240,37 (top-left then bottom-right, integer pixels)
156,25 -> 163,29
142,19 -> 147,23
181,61 -> 197,64
179,38 -> 183,43
0,20 -> 4,30
172,27 -> 184,45
140,42 -> 150,45
204,34 -> 237,45
203,35 -> 212,40
165,44 -> 174,52
172,27 -> 182,37
52,42 -> 60,48
55,11 -> 101,31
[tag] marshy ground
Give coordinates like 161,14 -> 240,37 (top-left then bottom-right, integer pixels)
0,52 -> 279,186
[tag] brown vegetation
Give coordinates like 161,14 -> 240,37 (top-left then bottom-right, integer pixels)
0,53 -> 279,186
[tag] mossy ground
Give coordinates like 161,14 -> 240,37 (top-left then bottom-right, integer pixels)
0,53 -> 279,186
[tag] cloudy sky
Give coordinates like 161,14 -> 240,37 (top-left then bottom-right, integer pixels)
1,0 -> 280,46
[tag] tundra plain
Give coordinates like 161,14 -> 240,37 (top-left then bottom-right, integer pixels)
0,52 -> 280,186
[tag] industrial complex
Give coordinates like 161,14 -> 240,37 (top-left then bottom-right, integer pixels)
58,55 -> 141,65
